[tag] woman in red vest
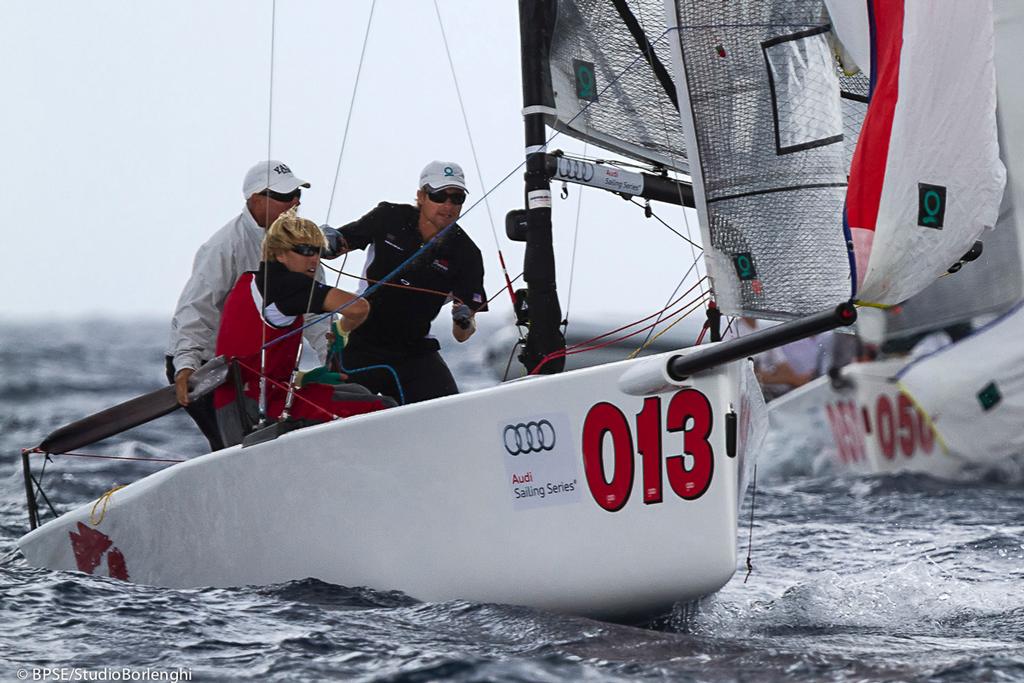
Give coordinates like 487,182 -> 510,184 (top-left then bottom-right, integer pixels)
213,209 -> 391,446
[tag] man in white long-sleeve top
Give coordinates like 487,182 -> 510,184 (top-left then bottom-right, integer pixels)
165,160 -> 329,450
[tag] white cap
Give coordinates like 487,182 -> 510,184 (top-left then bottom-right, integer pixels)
242,160 -> 311,198
419,161 -> 468,193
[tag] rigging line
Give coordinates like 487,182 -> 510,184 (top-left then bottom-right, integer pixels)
695,315 -> 713,345
276,256 -> 328,420
573,289 -> 708,357
744,463 -> 758,583
234,358 -> 357,419
332,253 -> 349,289
633,256 -> 703,354
564,276 -> 707,351
529,292 -> 707,375
29,451 -> 186,464
260,0 -> 279,426
265,0 -> 276,179
502,340 -> 523,382
489,272 -> 522,304
629,293 -> 710,358
308,26 -> 679,324
628,198 -> 700,249
721,315 -> 736,339
676,22 -> 828,30
569,292 -> 708,357
637,4 -> 707,298
321,262 -> 523,306
554,27 -> 678,139
259,23 -> 695,356
432,0 -> 517,308
324,0 -> 378,226
260,160 -> 530,352
329,343 -> 405,406
564,141 -> 588,321
530,284 -> 709,374
547,149 -> 657,172
30,457 -> 59,522
90,485 -> 126,527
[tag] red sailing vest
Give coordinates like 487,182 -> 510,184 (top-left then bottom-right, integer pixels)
214,272 -> 386,422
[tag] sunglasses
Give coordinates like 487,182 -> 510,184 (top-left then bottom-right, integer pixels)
290,243 -> 321,257
259,188 -> 302,202
426,189 -> 467,206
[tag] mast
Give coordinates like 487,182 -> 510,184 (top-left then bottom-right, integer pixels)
518,0 -> 566,374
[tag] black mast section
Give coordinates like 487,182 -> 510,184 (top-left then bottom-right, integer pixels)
518,0 -> 566,374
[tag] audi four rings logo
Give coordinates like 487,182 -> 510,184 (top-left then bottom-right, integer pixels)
503,420 -> 556,455
556,158 -> 595,182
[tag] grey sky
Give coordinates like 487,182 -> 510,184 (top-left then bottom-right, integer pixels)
1,1 -> 704,325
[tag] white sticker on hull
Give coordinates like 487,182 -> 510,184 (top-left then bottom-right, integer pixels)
500,413 -> 581,510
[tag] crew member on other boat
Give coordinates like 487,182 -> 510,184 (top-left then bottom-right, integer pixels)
212,210 -> 392,447
737,317 -> 831,399
329,160 -> 487,404
166,160 -> 334,450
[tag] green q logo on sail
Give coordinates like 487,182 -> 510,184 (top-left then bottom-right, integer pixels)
573,59 -> 597,102
918,183 -> 947,229
732,252 -> 757,280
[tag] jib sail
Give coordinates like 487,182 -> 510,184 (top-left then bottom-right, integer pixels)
662,0 -> 854,319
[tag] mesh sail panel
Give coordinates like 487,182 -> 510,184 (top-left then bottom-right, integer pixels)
665,0 -> 853,319
546,0 -> 689,172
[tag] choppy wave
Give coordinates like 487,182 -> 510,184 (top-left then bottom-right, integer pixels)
2,320 -> 1024,681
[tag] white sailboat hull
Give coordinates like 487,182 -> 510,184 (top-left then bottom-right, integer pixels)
769,359 -> 964,477
898,302 -> 1024,464
19,353 -> 757,622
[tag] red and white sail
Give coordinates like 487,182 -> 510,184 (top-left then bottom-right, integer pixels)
846,0 -> 1005,306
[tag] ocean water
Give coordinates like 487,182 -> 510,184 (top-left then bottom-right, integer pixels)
2,319 -> 1024,682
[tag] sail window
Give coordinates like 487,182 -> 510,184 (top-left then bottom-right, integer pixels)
762,27 -> 843,155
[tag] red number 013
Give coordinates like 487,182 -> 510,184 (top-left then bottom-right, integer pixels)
581,389 -> 715,512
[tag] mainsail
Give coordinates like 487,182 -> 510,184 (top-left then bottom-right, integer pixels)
542,0 -> 688,172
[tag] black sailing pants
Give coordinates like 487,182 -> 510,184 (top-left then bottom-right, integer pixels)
339,348 -> 458,405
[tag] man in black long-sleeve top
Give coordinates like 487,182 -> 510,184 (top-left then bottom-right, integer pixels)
334,161 -> 487,404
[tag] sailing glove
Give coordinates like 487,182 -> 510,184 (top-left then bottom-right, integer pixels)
320,225 -> 347,259
330,318 -> 350,350
452,303 -> 473,330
